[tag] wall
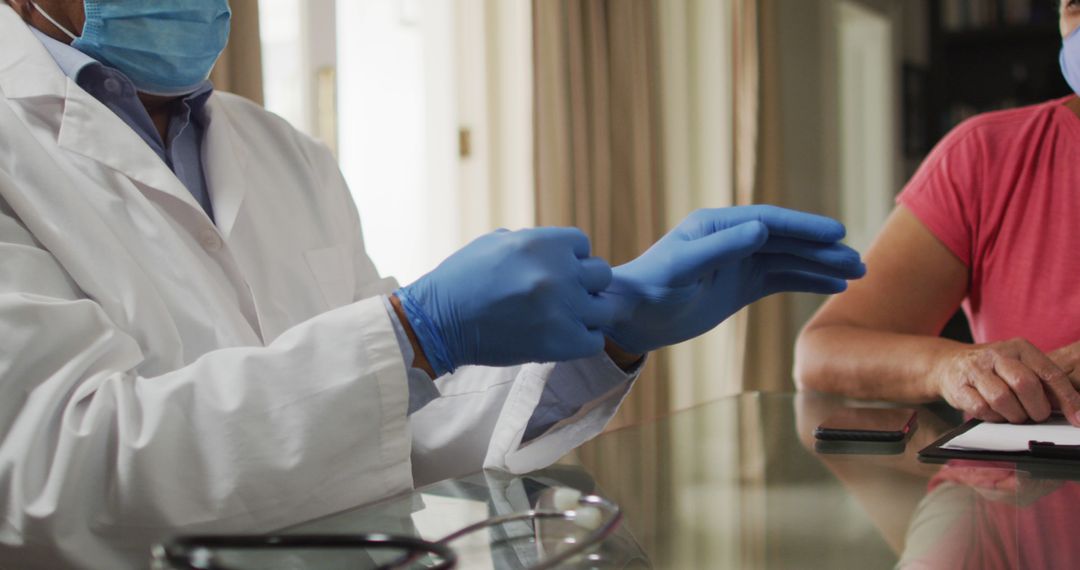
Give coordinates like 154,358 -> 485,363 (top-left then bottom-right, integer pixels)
765,0 -> 907,367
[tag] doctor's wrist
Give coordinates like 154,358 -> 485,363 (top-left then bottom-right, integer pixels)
390,293 -> 436,380
604,338 -> 644,371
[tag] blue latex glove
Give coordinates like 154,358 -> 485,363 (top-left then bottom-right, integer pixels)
602,206 -> 866,355
396,228 -> 616,375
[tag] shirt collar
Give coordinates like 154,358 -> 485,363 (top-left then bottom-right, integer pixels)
185,85 -> 215,128
26,25 -> 215,114
28,26 -> 97,81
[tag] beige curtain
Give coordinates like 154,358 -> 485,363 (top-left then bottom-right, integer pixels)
210,0 -> 264,105
532,0 -> 668,429
733,0 -> 759,207
742,0 -> 792,392
553,4 -> 771,560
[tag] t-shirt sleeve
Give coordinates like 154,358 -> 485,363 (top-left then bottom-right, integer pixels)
896,122 -> 984,268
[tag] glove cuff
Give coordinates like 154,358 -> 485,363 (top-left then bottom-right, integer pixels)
395,287 -> 456,376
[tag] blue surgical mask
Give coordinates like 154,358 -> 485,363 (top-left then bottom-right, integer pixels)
1061,25 -> 1080,97
31,0 -> 231,97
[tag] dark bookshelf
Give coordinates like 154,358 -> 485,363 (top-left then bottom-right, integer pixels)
941,23 -> 1060,46
921,0 -> 1069,151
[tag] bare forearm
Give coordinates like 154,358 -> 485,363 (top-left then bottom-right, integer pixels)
795,325 -> 967,402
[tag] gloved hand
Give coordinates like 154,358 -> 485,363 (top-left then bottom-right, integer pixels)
602,206 -> 866,355
396,228 -> 616,375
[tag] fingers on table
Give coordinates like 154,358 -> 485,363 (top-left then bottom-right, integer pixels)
992,357 -> 1052,422
959,344 -> 1080,425
1023,352 -> 1080,426
1043,374 -> 1080,427
970,366 -> 1029,424
954,382 -> 1006,423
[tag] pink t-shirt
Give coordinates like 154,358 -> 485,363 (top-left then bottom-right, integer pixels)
898,96 -> 1080,351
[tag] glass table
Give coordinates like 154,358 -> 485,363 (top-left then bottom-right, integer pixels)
158,392 -> 1080,569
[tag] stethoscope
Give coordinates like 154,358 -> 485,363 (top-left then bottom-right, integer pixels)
153,488 -> 622,570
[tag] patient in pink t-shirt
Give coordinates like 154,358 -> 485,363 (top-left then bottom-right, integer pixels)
803,95 -> 1080,566
794,6 -> 1080,564
898,97 -> 1080,354
795,91 -> 1080,426
794,87 -> 1080,426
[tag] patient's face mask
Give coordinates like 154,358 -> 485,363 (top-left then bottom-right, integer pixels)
31,0 -> 231,97
1061,25 -> 1080,96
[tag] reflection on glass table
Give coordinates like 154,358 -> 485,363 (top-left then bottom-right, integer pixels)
155,466 -> 648,569
155,392 -> 1080,569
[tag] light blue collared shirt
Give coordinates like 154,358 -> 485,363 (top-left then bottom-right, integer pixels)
30,28 -> 215,220
30,28 -> 634,434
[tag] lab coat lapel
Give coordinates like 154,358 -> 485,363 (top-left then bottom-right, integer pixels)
201,97 -> 249,238
0,6 -> 209,219
56,85 -> 208,216
0,6 -> 66,100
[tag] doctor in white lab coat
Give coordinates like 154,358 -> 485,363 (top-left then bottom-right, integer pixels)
0,1 -> 866,568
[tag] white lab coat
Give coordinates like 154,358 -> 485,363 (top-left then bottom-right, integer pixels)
0,7 -> 633,569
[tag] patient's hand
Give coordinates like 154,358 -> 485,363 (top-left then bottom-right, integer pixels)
1049,341 -> 1080,382
933,338 -> 1080,426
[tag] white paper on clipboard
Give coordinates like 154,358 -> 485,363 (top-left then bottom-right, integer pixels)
942,417 -> 1080,452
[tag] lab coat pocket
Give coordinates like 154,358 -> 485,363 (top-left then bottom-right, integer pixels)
304,246 -> 354,309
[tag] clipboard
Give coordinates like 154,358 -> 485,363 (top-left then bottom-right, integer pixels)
918,419 -> 1080,478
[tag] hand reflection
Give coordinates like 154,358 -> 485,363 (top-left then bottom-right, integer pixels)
931,461 -> 1063,506
900,466 -> 1080,569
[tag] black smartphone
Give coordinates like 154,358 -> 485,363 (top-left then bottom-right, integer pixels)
814,408 -> 917,442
